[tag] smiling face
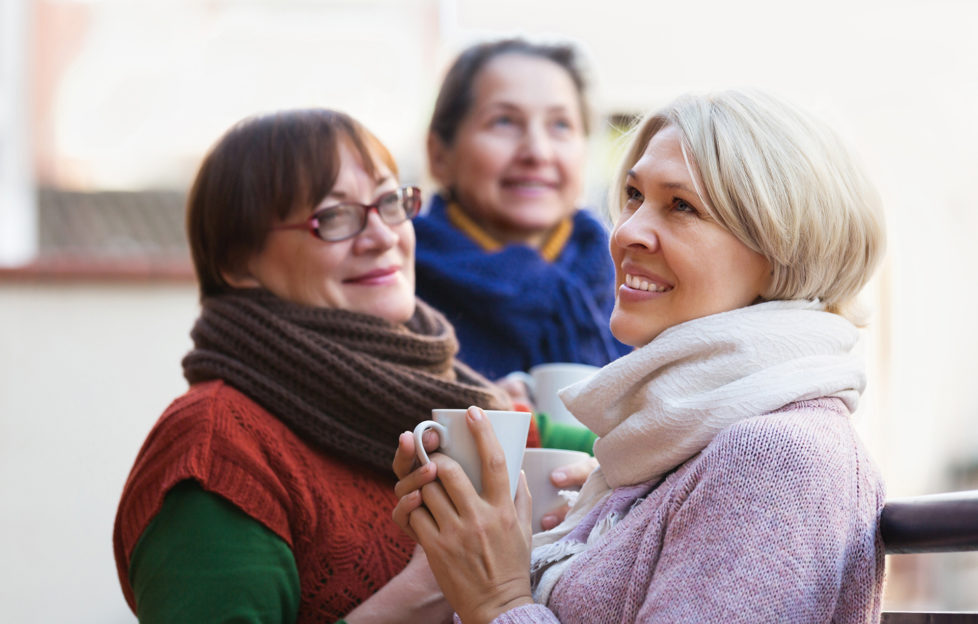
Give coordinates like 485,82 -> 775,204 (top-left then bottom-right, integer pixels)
428,53 -> 587,247
229,140 -> 416,323
609,125 -> 772,347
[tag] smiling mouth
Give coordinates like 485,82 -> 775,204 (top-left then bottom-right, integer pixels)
344,267 -> 399,284
502,179 -> 557,190
624,273 -> 672,293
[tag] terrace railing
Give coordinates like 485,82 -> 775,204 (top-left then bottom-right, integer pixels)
880,489 -> 978,623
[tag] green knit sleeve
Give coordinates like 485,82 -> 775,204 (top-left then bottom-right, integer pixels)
128,480 -> 301,624
536,412 -> 597,455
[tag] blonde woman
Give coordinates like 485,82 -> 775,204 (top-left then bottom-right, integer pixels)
392,89 -> 887,623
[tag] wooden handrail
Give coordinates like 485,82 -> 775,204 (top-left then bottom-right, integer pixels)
880,489 -> 978,554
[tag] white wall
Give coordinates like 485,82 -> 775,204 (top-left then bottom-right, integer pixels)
0,0 -> 36,265
0,281 -> 198,623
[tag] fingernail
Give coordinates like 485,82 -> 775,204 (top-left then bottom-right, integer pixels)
552,471 -> 566,484
541,514 -> 557,527
467,406 -> 483,421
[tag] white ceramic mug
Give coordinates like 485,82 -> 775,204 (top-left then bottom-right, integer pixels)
521,448 -> 591,533
507,363 -> 599,426
413,408 -> 531,498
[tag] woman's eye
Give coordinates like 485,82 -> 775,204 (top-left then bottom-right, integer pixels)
317,208 -> 346,225
625,185 -> 643,203
673,198 -> 699,215
491,115 -> 515,127
551,118 -> 572,131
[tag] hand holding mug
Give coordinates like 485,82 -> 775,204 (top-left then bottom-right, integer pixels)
521,449 -> 597,532
392,406 -> 535,623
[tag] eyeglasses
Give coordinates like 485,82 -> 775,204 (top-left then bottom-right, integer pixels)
273,186 -> 422,242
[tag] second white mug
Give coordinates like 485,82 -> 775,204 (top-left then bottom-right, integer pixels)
508,362 -> 599,426
521,447 -> 591,532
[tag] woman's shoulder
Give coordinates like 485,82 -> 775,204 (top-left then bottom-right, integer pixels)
156,380 -> 290,440
667,398 -> 884,523
702,397 -> 879,481
116,381 -> 324,563
124,381 -> 311,515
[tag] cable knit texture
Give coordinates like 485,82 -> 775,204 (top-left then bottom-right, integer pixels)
182,289 -> 510,472
114,380 -> 415,622
491,301 -> 885,623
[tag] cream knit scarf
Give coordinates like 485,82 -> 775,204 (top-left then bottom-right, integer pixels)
530,299 -> 866,603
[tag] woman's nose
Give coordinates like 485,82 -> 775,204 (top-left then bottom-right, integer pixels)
612,209 -> 660,253
354,210 -> 399,251
518,123 -> 554,162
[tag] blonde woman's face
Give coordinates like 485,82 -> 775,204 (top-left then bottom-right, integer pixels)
609,126 -> 771,347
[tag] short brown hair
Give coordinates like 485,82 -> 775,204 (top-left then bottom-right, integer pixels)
186,108 -> 396,298
429,37 -> 592,146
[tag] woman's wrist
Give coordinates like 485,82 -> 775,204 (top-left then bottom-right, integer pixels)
470,596 -> 536,624
344,553 -> 451,624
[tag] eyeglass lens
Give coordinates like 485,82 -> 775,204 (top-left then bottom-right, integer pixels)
316,189 -> 415,241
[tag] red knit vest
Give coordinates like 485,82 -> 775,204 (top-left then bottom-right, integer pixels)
113,380 -> 415,622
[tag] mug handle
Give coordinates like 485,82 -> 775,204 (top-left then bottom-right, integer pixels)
412,420 -> 447,465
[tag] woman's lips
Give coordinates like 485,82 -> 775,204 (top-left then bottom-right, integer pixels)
344,266 -> 400,285
501,176 -> 558,196
617,266 -> 674,302
623,273 -> 672,293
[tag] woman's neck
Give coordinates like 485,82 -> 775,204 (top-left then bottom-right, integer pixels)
446,200 -> 572,260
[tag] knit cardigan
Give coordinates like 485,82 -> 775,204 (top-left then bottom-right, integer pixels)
492,398 -> 886,623
113,380 -> 415,623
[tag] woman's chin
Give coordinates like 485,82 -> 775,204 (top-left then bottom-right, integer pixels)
363,295 -> 416,324
609,312 -> 662,349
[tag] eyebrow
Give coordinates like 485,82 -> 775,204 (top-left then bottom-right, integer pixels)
482,101 -> 573,115
326,176 -> 393,201
625,170 -> 697,195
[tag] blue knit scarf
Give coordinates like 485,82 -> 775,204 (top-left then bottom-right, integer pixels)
414,194 -> 630,380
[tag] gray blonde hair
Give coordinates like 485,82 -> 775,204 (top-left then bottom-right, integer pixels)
610,89 -> 886,322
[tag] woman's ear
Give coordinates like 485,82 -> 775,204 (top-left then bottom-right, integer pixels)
220,265 -> 261,289
426,132 -> 452,187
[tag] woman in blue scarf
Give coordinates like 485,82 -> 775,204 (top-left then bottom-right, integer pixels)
415,38 -> 630,381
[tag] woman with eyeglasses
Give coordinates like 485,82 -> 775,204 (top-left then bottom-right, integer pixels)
113,109 -> 511,623
393,89 -> 888,623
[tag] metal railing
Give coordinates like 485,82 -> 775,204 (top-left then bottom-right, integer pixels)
880,490 -> 978,623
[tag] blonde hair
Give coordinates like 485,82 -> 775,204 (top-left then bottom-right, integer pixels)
609,89 -> 886,323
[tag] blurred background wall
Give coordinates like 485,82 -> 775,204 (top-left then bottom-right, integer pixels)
1,0 -> 977,621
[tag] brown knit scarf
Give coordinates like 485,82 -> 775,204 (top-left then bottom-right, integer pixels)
182,288 -> 511,473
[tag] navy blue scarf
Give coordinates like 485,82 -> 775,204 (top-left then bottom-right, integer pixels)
414,194 -> 630,380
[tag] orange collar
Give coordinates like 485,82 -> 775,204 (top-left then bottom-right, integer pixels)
446,202 -> 573,262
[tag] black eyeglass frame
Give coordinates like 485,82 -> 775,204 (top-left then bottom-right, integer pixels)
273,186 -> 422,242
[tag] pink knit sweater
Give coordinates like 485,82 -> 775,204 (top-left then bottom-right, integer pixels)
494,398 -> 885,623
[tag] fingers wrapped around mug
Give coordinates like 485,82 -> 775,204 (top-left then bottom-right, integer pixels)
400,406 -> 535,622
392,430 -> 440,480
392,432 -> 440,541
